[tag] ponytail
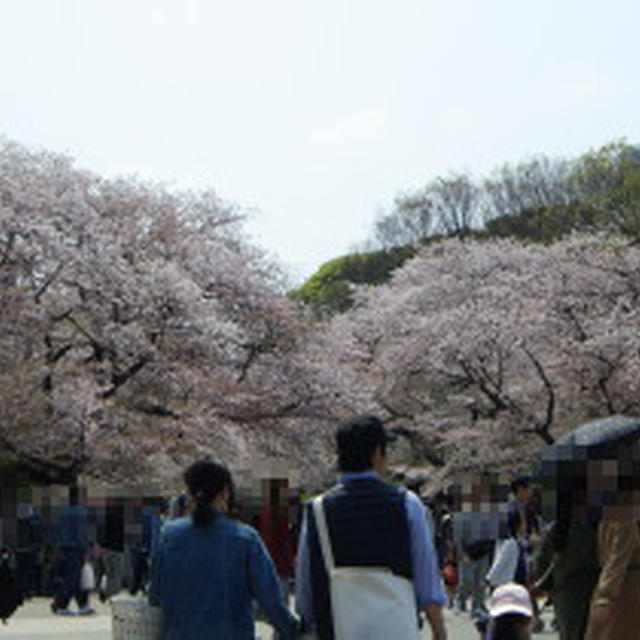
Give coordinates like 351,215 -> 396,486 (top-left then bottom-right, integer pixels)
192,489 -> 215,527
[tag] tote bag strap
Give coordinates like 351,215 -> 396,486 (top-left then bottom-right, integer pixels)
312,496 -> 335,573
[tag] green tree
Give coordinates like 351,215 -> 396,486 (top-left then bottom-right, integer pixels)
485,202 -> 602,243
573,141 -> 640,237
290,247 -> 415,317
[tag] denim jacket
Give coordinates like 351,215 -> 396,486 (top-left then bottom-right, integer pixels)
149,513 -> 298,640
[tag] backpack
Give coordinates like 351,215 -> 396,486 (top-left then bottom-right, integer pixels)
463,538 -> 495,561
312,496 -> 421,640
0,555 -> 23,623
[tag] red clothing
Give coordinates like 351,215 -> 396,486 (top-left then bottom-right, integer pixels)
258,506 -> 295,576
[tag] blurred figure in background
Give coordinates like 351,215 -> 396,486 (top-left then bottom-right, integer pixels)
453,477 -> 500,622
584,455 -> 640,640
258,478 -> 296,640
130,498 -> 166,595
50,485 -> 95,615
97,496 -> 126,601
430,490 -> 457,607
15,501 -> 43,599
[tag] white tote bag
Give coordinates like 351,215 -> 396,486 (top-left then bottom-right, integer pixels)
312,497 -> 421,640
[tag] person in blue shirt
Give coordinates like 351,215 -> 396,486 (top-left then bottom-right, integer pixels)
129,498 -> 167,596
149,459 -> 299,640
294,414 -> 447,640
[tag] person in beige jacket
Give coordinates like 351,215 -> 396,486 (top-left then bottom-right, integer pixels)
585,513 -> 640,640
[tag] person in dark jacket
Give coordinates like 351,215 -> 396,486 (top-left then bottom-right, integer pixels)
538,462 -> 599,640
50,486 -> 95,615
0,547 -> 23,623
97,497 -> 126,600
130,499 -> 164,595
15,503 -> 43,599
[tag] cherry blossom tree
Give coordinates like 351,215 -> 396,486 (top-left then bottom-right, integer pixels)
327,235 -> 640,476
10,136 -> 640,490
0,139 -> 340,486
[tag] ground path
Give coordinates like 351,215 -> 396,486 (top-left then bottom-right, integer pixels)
3,597 -> 560,639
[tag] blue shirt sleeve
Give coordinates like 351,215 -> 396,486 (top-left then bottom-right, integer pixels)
405,490 -> 446,608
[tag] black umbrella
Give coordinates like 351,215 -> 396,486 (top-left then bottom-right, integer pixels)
536,415 -> 640,549
535,415 -> 640,498
541,415 -> 640,465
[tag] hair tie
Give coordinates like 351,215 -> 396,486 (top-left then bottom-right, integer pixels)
195,489 -> 210,504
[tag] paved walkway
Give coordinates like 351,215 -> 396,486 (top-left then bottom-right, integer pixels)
3,597 -> 559,639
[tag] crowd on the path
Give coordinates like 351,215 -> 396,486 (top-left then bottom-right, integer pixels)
1,413 -> 640,640
0,486 -> 165,617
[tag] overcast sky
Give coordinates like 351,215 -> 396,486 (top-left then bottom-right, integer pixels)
2,0 -> 639,282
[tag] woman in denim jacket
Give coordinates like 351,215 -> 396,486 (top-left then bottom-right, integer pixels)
150,460 -> 299,640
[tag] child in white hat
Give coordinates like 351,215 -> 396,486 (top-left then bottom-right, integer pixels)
486,582 -> 533,640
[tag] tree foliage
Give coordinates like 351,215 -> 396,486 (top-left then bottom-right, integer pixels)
485,142 -> 640,243
373,173 -> 481,248
289,246 -> 415,318
0,139 -> 341,485
6,136 -> 640,488
327,235 -> 640,475
485,202 -> 602,243
574,142 -> 640,238
368,141 -> 640,250
298,142 -> 640,319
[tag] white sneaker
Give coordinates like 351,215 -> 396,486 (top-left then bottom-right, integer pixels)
77,606 -> 95,616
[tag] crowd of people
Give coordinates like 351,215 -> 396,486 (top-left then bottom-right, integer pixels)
0,486 -> 165,617
2,412 -> 639,640
145,416 -> 544,640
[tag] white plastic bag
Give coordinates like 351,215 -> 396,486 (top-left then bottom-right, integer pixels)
80,561 -> 96,591
486,538 -> 519,588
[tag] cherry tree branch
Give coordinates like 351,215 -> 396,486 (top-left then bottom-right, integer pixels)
522,346 -> 555,445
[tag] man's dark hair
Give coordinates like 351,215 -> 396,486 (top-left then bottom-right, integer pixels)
184,460 -> 233,527
510,475 -> 531,494
336,414 -> 390,472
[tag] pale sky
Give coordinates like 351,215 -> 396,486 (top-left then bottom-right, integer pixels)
1,0 -> 639,282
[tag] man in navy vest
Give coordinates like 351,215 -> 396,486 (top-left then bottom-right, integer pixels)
295,414 -> 447,640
